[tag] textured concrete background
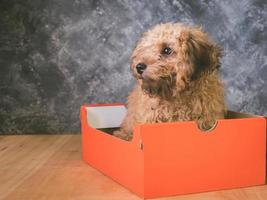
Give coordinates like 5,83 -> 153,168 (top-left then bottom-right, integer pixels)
0,0 -> 266,134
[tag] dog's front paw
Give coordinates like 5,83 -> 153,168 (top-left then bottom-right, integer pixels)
113,130 -> 133,141
197,119 -> 217,131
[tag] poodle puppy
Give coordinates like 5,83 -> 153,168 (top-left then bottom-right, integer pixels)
114,22 -> 226,140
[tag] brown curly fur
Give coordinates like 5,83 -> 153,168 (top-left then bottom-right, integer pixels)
114,22 -> 226,140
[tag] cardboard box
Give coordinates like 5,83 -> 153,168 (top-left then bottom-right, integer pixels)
80,104 -> 266,199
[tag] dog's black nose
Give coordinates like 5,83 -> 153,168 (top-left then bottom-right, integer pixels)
136,63 -> 147,74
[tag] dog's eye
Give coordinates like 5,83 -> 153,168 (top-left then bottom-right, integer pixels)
161,47 -> 172,55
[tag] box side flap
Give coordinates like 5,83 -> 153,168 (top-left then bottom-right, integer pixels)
81,106 -> 145,197
226,110 -> 264,119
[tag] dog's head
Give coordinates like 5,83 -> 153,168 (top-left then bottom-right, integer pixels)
131,23 -> 222,99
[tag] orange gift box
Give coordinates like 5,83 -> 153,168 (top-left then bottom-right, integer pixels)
80,104 -> 266,199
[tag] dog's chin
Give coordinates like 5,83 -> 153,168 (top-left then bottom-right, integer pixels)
140,78 -> 174,99
141,79 -> 158,95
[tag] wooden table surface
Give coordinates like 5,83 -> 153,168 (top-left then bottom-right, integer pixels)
0,135 -> 266,200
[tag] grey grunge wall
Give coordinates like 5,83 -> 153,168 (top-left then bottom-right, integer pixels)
0,0 -> 266,134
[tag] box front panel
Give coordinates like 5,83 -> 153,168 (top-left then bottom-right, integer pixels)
141,118 -> 266,198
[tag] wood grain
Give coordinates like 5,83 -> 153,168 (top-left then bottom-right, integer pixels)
0,135 -> 266,200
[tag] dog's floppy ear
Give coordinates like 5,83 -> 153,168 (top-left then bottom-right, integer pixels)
178,27 -> 222,80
